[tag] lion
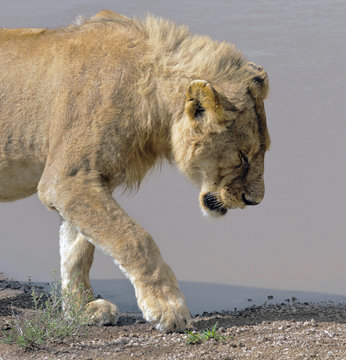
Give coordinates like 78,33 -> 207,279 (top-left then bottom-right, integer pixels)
0,10 -> 270,332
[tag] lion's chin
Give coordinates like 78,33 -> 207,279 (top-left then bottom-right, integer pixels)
201,206 -> 228,218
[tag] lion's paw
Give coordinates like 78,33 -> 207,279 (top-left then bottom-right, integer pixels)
84,299 -> 119,326
137,286 -> 191,332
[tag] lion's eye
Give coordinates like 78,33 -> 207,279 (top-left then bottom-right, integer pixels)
235,151 -> 249,174
239,151 -> 248,166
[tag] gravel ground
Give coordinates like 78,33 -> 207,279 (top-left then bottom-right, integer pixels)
1,273 -> 345,360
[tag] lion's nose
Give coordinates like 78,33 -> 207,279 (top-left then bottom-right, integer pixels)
242,194 -> 260,206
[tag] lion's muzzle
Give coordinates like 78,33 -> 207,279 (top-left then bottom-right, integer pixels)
202,192 -> 228,216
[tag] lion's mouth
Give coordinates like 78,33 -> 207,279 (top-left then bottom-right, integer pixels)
203,192 -> 228,216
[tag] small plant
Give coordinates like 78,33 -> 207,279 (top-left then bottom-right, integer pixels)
2,277 -> 93,349
185,322 -> 227,345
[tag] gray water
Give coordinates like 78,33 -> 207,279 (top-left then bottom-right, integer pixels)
1,0 -> 346,313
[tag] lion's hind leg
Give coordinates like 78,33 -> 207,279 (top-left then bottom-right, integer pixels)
59,221 -> 119,326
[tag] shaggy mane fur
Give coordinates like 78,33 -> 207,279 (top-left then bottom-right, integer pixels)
70,12 -> 258,189
78,12 -> 247,83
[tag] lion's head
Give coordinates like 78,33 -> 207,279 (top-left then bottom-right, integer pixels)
172,62 -> 270,217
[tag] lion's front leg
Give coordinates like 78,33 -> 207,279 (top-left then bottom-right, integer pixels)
59,220 -> 119,326
39,171 -> 190,332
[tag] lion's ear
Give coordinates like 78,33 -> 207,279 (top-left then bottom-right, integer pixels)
185,80 -> 222,121
246,62 -> 269,100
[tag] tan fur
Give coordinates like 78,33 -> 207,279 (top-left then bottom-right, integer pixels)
0,11 -> 270,331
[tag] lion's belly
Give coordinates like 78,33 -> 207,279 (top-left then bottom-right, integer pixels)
0,157 -> 44,201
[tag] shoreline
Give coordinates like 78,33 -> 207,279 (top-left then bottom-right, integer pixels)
4,273 -> 346,315
1,272 -> 346,359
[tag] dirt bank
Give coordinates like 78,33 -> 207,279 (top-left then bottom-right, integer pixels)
1,273 -> 345,360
